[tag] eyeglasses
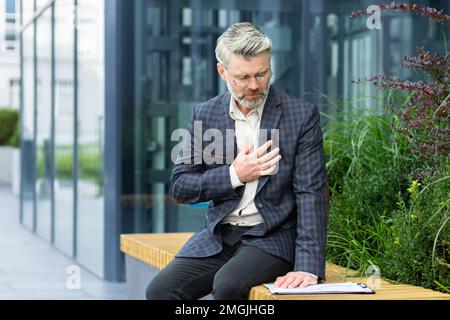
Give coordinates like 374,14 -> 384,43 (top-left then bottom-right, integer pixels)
228,69 -> 272,89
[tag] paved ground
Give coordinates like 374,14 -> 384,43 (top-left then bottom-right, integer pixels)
0,185 -> 128,300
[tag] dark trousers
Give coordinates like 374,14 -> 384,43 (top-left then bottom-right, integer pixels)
146,224 -> 293,300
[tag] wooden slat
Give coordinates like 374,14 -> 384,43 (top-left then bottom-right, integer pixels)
121,233 -> 193,268
120,233 -> 450,300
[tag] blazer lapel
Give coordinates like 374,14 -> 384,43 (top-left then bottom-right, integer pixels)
218,92 -> 238,164
255,87 -> 283,195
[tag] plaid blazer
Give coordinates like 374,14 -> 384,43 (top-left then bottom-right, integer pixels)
169,87 -> 329,280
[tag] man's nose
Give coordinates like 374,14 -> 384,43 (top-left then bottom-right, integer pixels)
247,77 -> 259,90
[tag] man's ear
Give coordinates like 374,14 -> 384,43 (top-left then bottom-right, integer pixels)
217,63 -> 226,81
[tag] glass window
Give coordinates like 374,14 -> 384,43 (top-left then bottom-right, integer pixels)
35,7 -> 52,241
36,0 -> 50,12
21,0 -> 35,26
21,24 -> 35,230
5,0 -> 15,13
54,0 -> 75,256
76,0 -> 105,277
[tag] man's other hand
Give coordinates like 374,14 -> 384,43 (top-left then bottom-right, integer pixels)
274,271 -> 318,288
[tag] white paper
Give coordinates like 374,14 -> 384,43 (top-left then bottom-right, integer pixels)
263,282 -> 375,294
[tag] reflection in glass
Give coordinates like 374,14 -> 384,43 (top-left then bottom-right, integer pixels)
54,0 -> 74,256
76,0 -> 105,277
35,8 -> 52,241
21,25 -> 35,230
21,0 -> 35,26
36,0 -> 50,12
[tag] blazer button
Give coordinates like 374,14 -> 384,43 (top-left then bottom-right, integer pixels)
257,202 -> 263,209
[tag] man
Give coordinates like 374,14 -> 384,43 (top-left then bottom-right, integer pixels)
146,22 -> 328,300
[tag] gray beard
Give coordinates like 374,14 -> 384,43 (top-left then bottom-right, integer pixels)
226,82 -> 270,110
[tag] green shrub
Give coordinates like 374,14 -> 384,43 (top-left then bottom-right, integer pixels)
9,122 -> 20,147
324,110 -> 414,271
333,2 -> 450,293
323,111 -> 414,188
55,152 -> 74,179
0,108 -> 19,147
384,167 -> 450,290
324,108 -> 450,292
37,144 -> 103,187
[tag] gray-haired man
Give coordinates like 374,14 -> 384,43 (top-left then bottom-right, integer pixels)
146,22 -> 329,300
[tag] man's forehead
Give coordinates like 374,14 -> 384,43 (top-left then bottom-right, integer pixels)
227,52 -> 270,73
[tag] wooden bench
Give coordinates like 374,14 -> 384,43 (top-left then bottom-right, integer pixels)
121,233 -> 450,300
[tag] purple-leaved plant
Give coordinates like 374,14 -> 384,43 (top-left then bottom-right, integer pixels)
351,3 -> 450,172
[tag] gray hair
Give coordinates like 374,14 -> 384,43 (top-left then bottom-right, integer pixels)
215,22 -> 272,67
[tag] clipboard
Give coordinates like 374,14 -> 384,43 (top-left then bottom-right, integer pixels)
263,282 -> 376,295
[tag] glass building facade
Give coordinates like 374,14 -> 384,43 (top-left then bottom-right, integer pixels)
19,0 -> 104,277
0,0 -> 20,110
18,0 -> 450,281
1,0 -> 19,53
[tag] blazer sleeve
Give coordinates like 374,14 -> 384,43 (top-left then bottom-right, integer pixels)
292,104 -> 329,280
169,105 -> 242,204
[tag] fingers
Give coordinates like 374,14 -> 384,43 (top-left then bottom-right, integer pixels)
255,140 -> 272,157
260,165 -> 277,176
281,277 -> 297,289
244,141 -> 253,154
286,277 -> 311,288
260,154 -> 281,171
260,154 -> 280,175
288,278 -> 302,289
258,147 -> 280,163
274,273 -> 317,289
274,273 -> 295,288
274,276 -> 287,288
300,278 -> 313,288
